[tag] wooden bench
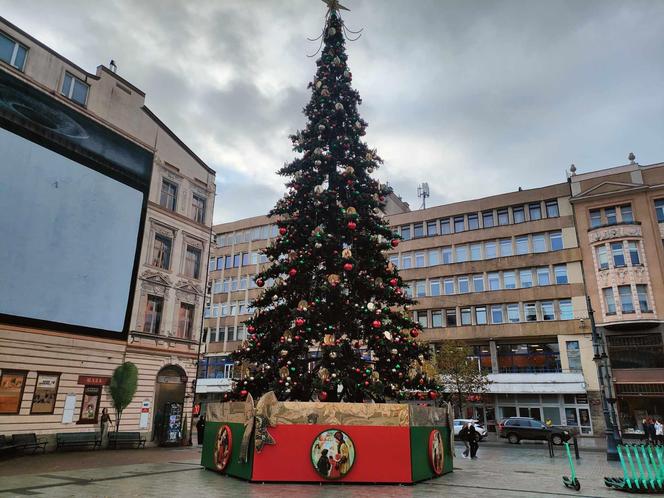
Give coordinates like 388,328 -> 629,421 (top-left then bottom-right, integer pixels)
11,433 -> 47,453
108,431 -> 146,449
56,432 -> 101,450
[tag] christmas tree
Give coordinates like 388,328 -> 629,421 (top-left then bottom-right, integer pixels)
231,1 -> 439,403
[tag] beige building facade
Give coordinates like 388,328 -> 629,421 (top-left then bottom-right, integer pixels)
0,17 -> 214,444
200,185 -> 603,435
570,158 -> 664,437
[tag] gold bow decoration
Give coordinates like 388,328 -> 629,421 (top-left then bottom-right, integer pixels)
239,391 -> 279,463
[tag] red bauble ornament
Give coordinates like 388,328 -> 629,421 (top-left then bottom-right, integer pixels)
353,341 -> 361,348
391,239 -> 399,248
279,227 -> 287,236
256,278 -> 264,287
429,391 -> 438,400
347,221 -> 357,230
372,320 -> 382,329
389,278 -> 398,287
289,268 -> 297,277
343,262 -> 353,271
346,179 -> 353,186
247,325 -> 255,333
410,329 -> 419,338
295,317 -> 305,327
318,391 -> 328,401
240,390 -> 248,397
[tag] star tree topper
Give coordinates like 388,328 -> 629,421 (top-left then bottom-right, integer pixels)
322,0 -> 350,12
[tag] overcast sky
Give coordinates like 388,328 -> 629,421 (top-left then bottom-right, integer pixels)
3,0 -> 663,223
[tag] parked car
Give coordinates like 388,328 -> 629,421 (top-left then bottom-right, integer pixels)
453,419 -> 488,441
498,417 -> 571,445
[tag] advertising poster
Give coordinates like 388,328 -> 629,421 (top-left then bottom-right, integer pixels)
30,373 -> 60,414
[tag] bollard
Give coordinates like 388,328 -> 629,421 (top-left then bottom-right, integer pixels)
573,436 -> 580,460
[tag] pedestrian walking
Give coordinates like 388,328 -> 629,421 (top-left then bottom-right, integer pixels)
196,415 -> 206,446
458,422 -> 471,458
468,423 -> 480,459
100,408 -> 113,448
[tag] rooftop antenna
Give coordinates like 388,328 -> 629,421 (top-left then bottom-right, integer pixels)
417,182 -> 430,209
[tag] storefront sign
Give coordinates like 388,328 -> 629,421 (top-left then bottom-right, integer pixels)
77,376 -> 110,386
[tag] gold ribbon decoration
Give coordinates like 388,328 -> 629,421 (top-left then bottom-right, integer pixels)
238,391 -> 279,463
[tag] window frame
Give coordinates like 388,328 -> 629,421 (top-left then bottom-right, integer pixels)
60,71 -> 90,106
192,193 -> 207,224
0,32 -> 28,71
160,179 -> 178,211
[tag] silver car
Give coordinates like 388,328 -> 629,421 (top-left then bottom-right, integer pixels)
453,419 -> 488,441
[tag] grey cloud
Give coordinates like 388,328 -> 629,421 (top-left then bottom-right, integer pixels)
2,0 -> 663,219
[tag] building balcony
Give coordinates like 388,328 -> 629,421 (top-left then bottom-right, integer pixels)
587,222 -> 641,244
419,320 -> 585,342
486,372 -> 586,395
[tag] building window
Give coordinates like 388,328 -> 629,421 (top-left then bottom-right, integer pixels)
529,202 -> 542,221
554,265 -> 568,284
454,216 -> 465,232
525,302 -> 538,321
618,285 -> 634,313
636,285 -> 651,312
414,252 -> 425,268
242,252 -> 250,266
590,209 -> 602,228
177,303 -> 195,339
470,243 -> 482,261
430,279 -> 441,296
475,306 -> 487,325
415,280 -> 426,297
442,247 -> 453,264
566,341 -> 581,372
620,204 -> 633,223
507,303 -> 520,322
444,278 -> 455,295
460,307 -> 472,325
152,234 -> 172,269
458,276 -> 470,293
473,274 -> 484,292
185,246 -> 202,279
520,269 -> 533,288
455,245 -> 468,262
426,221 -> 438,236
432,311 -> 443,328
611,242 -> 626,267
485,241 -> 497,259
468,213 -> 479,230
605,207 -> 617,225
491,305 -> 503,324
497,209 -> 509,225
559,299 -> 573,320
144,295 -> 163,334
513,206 -> 525,223
445,309 -> 457,327
401,253 -> 412,269
389,254 -> 399,268
440,219 -> 451,234
504,271 -> 516,289
499,238 -> 513,257
209,258 -> 216,272
627,241 -> 640,265
61,72 -> 89,106
532,233 -> 546,253
413,223 -> 424,238
546,200 -> 559,218
549,231 -> 563,251
541,301 -> 555,320
515,236 -> 529,255
192,194 -> 206,224
415,311 -> 428,328
655,200 -> 664,222
160,179 -> 178,211
536,267 -> 550,286
596,245 -> 609,270
488,272 -> 500,291
428,249 -> 440,266
482,211 -> 494,228
400,225 -> 411,240
224,255 -> 232,269
0,32 -> 28,70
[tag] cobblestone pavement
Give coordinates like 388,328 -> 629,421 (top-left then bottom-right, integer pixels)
0,442 -> 625,497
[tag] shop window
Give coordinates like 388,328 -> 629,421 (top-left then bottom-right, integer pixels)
607,334 -> 664,369
78,386 -> 101,424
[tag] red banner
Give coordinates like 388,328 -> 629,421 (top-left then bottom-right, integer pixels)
77,376 -> 110,386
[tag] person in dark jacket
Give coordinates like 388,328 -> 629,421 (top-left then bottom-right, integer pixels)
196,415 -> 206,446
458,422 -> 471,458
468,424 -> 479,458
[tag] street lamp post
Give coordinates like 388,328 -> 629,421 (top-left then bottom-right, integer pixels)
586,296 -> 621,461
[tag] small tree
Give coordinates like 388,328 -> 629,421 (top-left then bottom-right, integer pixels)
434,341 -> 490,417
109,362 -> 138,432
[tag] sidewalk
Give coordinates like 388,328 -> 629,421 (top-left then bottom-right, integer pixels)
481,432 -> 608,452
